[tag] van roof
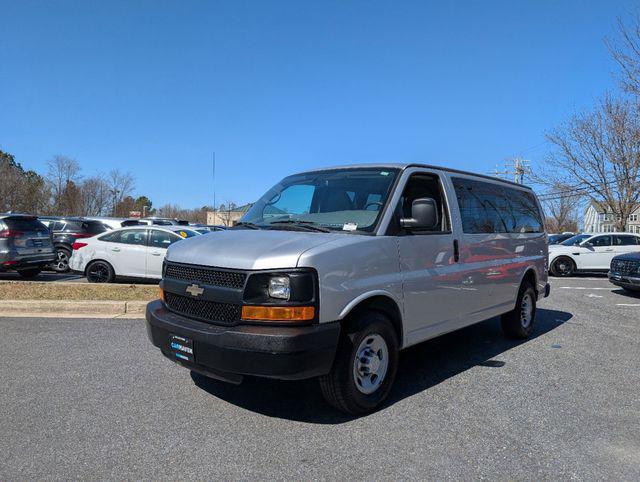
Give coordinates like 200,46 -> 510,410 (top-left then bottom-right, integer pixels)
301,163 -> 533,189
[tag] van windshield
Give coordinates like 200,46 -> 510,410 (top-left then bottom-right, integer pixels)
240,168 -> 399,233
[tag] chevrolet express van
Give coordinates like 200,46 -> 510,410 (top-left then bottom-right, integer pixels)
146,164 -> 549,414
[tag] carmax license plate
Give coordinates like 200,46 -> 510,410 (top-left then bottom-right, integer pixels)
170,335 -> 194,363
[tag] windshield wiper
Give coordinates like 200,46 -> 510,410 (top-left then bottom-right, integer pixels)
268,220 -> 331,233
233,222 -> 262,230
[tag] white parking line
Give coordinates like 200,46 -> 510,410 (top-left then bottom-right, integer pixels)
616,303 -> 640,307
559,287 -> 611,290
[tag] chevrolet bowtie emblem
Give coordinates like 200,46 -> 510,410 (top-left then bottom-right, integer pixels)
185,284 -> 204,297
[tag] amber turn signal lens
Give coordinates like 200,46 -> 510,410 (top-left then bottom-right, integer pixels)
158,287 -> 165,302
241,305 -> 315,322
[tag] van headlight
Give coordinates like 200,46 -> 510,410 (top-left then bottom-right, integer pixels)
268,276 -> 290,300
242,270 -> 317,323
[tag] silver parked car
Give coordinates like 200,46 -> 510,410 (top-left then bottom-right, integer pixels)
0,214 -> 56,278
146,164 -> 549,414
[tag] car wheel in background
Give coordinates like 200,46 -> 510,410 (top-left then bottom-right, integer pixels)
86,260 -> 115,283
501,282 -> 537,339
550,256 -> 575,277
17,268 -> 41,279
52,247 -> 71,273
319,311 -> 399,415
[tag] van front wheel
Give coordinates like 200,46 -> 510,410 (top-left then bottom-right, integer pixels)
501,283 -> 537,339
319,311 -> 399,415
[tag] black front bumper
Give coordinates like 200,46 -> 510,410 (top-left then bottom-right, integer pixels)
608,271 -> 640,290
145,300 -> 341,383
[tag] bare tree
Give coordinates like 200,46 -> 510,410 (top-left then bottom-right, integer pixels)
608,16 -> 640,97
107,169 -> 135,215
542,96 -> 640,232
47,155 -> 81,213
80,176 -> 110,216
541,183 -> 581,233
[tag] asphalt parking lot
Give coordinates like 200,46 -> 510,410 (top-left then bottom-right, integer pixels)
1,275 -> 639,479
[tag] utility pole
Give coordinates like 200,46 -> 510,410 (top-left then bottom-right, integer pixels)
212,151 -> 216,214
507,158 -> 530,184
490,158 -> 530,184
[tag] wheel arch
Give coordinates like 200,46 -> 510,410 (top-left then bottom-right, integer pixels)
338,292 -> 404,348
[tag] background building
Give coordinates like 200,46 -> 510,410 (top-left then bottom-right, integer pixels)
584,201 -> 640,233
206,203 -> 252,226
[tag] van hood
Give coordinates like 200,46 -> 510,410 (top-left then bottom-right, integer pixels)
166,229 -> 352,270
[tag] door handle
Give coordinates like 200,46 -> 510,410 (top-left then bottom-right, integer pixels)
605,249 -> 614,252
111,247 -> 120,252
151,251 -> 162,256
453,239 -> 460,262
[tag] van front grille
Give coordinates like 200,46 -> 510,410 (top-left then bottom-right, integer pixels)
164,263 -> 246,289
164,292 -> 241,324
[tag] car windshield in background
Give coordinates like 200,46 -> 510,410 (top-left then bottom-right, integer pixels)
240,168 -> 399,233
560,234 -> 590,246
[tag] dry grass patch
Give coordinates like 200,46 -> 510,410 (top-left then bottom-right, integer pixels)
0,281 -> 158,301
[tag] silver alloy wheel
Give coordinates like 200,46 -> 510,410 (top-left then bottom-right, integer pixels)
54,250 -> 69,271
520,293 -> 533,328
353,333 -> 389,395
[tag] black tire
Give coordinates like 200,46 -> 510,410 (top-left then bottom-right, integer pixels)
86,260 -> 115,283
17,268 -> 41,279
501,282 -> 537,339
550,256 -> 575,277
52,247 -> 71,273
319,311 -> 399,415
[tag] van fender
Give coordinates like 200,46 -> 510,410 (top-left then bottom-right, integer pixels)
338,290 -> 402,320
516,264 -> 539,298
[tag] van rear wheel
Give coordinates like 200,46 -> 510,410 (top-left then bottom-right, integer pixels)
319,311 -> 398,415
501,282 -> 537,339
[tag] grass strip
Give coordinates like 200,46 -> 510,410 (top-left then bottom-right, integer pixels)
0,282 -> 158,301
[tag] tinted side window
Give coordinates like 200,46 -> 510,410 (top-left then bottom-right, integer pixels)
452,178 -> 543,234
82,221 -> 108,235
149,230 -> 178,248
98,231 -> 121,243
614,235 -> 639,246
62,221 -> 83,232
118,230 -> 147,246
590,235 -> 611,247
51,221 -> 65,231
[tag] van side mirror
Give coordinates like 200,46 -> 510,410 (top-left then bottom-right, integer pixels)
400,198 -> 439,230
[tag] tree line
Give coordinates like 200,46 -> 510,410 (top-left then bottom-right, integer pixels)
0,151 -> 233,222
540,16 -> 640,233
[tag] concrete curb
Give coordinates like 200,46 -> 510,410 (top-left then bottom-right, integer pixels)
0,300 -> 148,318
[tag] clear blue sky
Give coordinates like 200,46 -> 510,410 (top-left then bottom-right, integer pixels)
0,0 -> 634,208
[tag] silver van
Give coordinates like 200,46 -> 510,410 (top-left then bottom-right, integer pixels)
146,164 -> 549,414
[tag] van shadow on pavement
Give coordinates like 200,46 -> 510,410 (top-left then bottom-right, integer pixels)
191,308 -> 571,424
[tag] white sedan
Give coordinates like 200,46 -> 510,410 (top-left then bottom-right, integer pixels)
548,232 -> 640,276
69,226 -> 201,283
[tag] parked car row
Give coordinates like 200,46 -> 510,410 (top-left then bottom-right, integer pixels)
0,213 -> 227,279
546,231 -> 640,292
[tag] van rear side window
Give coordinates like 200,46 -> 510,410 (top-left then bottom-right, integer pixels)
452,178 -> 543,234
